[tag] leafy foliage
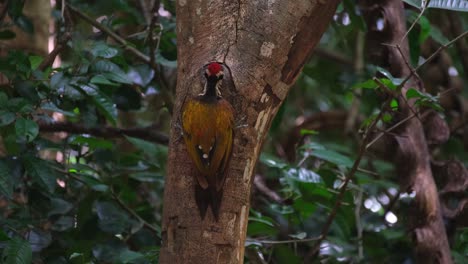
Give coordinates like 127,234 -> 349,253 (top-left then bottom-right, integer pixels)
0,0 -> 467,263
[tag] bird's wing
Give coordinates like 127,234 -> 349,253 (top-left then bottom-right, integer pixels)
181,99 -> 234,191
181,100 -> 210,189
213,101 -> 234,191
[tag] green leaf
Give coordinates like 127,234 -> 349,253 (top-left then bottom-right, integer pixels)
375,67 -> 403,86
0,92 -> 8,105
403,0 -> 468,11
102,72 -> 132,84
273,245 -> 301,264
90,75 -> 119,86
0,230 -> 10,241
248,216 -> 275,227
418,15 -> 431,44
0,30 -> 16,40
382,113 -> 393,123
289,232 -> 307,239
0,111 -> 16,126
40,102 -> 78,117
51,216 -> 74,232
90,42 -> 119,58
29,55 -> 43,70
390,98 -> 399,110
429,25 -> 450,45
118,249 -> 145,263
94,201 -> 132,234
48,198 -> 73,216
310,148 -> 354,168
15,118 -> 39,142
298,182 -> 333,201
406,88 -> 444,112
156,53 -> 177,68
93,93 -> 117,125
406,88 -> 422,99
91,60 -> 131,84
352,79 -> 378,90
0,160 -> 13,198
300,129 -> 319,136
7,98 -> 33,113
379,78 -> 398,90
69,252 -> 84,260
15,80 -> 40,104
71,136 -> 114,149
2,237 -> 32,264
287,167 -> 322,183
23,155 -> 56,193
14,15 -> 34,34
259,153 -> 288,169
125,136 -> 160,159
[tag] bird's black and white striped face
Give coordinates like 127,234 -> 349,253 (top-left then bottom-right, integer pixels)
200,62 -> 224,97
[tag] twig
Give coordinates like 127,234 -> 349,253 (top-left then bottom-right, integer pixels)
304,100 -> 388,261
66,4 -> 156,70
147,0 -> 161,68
246,236 -> 321,245
112,190 -> 161,235
0,0 -> 9,23
365,112 -> 417,150
448,13 -> 468,76
345,31 -> 365,133
39,122 -> 169,145
384,189 -> 401,216
355,187 -> 364,261
38,34 -> 71,71
254,174 -> 285,204
399,4 -> 427,45
398,30 -> 468,89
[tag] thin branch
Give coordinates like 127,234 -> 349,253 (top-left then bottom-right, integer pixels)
384,189 -> 401,216
399,5 -> 427,45
0,0 -> 9,23
448,13 -> 468,76
112,191 -> 161,235
254,174 -> 285,204
39,122 -> 169,145
38,33 -> 71,71
355,187 -> 364,261
366,112 -> 417,150
246,236 -> 321,245
345,31 -> 365,133
147,0 -> 161,68
66,4 -> 156,70
305,99 -> 389,261
399,30 -> 468,89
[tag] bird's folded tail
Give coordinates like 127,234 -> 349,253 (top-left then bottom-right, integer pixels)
195,184 -> 223,221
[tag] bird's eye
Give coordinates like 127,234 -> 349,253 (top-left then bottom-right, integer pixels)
218,74 -> 224,80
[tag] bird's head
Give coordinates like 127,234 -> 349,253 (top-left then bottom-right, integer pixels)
200,62 -> 224,98
205,62 -> 224,81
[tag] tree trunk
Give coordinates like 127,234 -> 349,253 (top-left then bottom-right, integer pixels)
159,0 -> 340,263
360,0 -> 453,263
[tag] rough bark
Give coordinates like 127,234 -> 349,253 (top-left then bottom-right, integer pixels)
159,0 -> 340,263
360,0 -> 452,263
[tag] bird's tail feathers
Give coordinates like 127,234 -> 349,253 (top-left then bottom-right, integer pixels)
195,184 -> 223,221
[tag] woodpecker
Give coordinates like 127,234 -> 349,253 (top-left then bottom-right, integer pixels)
181,62 -> 234,221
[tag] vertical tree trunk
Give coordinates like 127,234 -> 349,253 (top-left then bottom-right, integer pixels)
159,0 -> 340,263
360,0 -> 452,263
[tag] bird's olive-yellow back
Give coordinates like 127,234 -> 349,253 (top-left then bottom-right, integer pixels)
181,97 -> 234,191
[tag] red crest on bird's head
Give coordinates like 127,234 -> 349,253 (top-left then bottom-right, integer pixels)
207,62 -> 223,76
